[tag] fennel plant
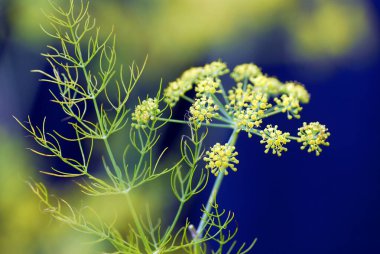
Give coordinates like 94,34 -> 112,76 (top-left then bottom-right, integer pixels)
16,1 -> 330,253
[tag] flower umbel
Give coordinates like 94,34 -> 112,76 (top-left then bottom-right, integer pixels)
260,125 -> 290,156
164,61 -> 229,107
226,83 -> 271,137
164,79 -> 192,107
181,67 -> 204,83
195,77 -> 221,97
251,75 -> 282,95
231,63 -> 262,82
204,143 -> 239,176
274,94 -> 302,119
132,98 -> 161,128
282,82 -> 310,104
226,83 -> 271,111
203,61 -> 229,78
298,122 -> 330,156
189,96 -> 219,128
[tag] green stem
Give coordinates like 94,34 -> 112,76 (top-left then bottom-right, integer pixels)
219,83 -> 229,104
261,108 -> 283,118
162,201 -> 185,244
195,128 -> 239,238
181,94 -> 195,103
214,115 -> 232,124
125,194 -> 153,252
211,94 -> 232,121
156,117 -> 234,129
288,136 -> 299,141
242,76 -> 248,91
248,128 -> 299,141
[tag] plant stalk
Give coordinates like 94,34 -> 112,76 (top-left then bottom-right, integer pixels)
156,117 -> 234,129
195,128 -> 239,238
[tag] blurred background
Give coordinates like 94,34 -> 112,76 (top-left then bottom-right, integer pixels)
1,0 -> 379,253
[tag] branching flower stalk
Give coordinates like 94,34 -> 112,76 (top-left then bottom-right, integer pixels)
16,1 -> 330,253
161,59 -> 330,250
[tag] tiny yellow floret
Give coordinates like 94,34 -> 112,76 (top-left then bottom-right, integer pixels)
231,63 -> 262,82
282,82 -> 310,104
181,67 -> 204,83
163,61 -> 229,107
274,94 -> 302,119
260,125 -> 290,156
226,83 -> 271,137
189,96 -> 219,128
298,122 -> 330,156
251,75 -> 282,95
195,77 -> 221,97
132,98 -> 160,129
164,79 -> 192,107
164,67 -> 204,107
203,61 -> 229,78
204,143 -> 239,176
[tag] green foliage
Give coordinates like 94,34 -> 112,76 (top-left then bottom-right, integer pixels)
16,0 -> 330,253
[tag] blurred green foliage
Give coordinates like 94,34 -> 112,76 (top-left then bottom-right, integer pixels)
286,0 -> 372,59
0,128 -> 99,254
9,0 -> 375,76
0,127 -> 165,253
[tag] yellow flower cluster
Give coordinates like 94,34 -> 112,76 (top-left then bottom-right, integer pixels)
164,61 -> 229,107
226,82 -> 245,108
164,79 -> 193,107
195,77 -> 221,97
251,75 -> 282,95
189,96 -> 219,128
132,98 -> 161,129
234,109 -> 262,137
203,61 -> 229,78
230,63 -> 262,82
260,125 -> 290,156
204,143 -> 239,176
226,83 -> 271,137
163,67 -> 204,107
248,74 -> 309,105
282,82 -> 310,104
298,122 -> 330,156
181,67 -> 204,83
226,83 -> 271,110
274,94 -> 302,119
